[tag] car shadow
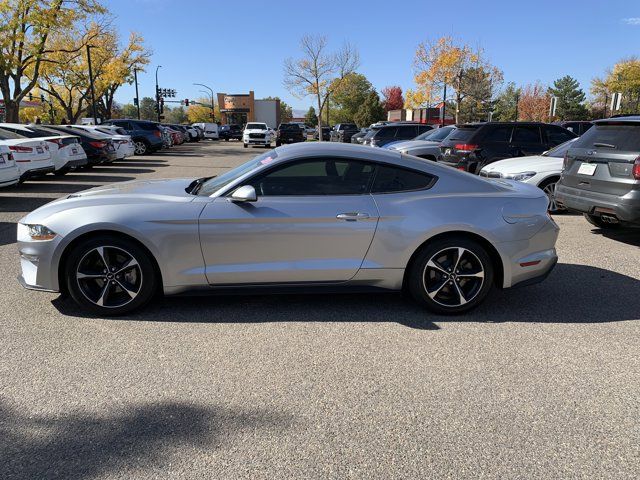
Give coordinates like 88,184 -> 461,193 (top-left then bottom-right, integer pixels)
51,264 -> 640,328
88,167 -> 155,175
0,222 -> 17,246
590,227 -> 640,247
0,196 -> 59,213
109,161 -> 168,168
1,182 -> 101,194
0,399 -> 294,480
40,174 -> 136,183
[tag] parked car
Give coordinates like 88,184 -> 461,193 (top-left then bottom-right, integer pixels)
191,124 -> 205,140
556,116 -> 640,228
0,144 -> 19,188
552,121 -> 593,136
479,138 -> 579,213
0,128 -> 54,181
0,123 -> 87,174
45,125 -> 118,166
313,126 -> 332,141
101,119 -> 164,155
192,122 -> 218,140
17,142 -> 558,316
330,123 -> 360,143
385,126 -> 457,160
67,125 -> 135,160
350,128 -> 370,144
219,124 -> 243,141
275,123 -> 306,146
243,122 -> 273,148
367,123 -> 434,148
438,122 -> 578,174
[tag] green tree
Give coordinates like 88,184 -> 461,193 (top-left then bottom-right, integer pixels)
457,66 -> 496,122
304,106 -> 317,126
330,72 -> 373,121
548,75 -> 588,120
119,103 -> 138,118
354,91 -> 385,127
139,96 -> 156,121
164,106 -> 188,124
492,82 -> 520,121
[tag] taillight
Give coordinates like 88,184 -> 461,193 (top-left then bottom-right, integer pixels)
89,141 -> 106,148
633,157 -> 640,180
456,166 -> 466,171
46,138 -> 63,146
9,145 -> 33,153
154,130 -> 161,137
454,143 -> 478,152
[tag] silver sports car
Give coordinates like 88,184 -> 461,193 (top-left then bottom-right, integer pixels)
17,143 -> 559,315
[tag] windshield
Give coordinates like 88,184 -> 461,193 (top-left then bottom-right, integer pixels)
415,126 -> 455,142
544,138 -> 578,157
196,150 -> 278,196
246,123 -> 266,130
363,128 -> 380,139
0,128 -> 25,139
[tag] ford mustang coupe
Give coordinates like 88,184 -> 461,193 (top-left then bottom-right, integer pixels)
17,143 -> 559,315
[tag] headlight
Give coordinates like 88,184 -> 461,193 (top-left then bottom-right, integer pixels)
504,171 -> 536,182
23,224 -> 57,241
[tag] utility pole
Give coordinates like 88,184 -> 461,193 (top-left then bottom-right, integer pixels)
86,45 -> 98,125
155,65 -> 162,122
134,68 -> 141,120
193,83 -> 215,121
514,92 -> 520,121
441,84 -> 447,127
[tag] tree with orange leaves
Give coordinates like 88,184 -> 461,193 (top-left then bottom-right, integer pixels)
517,82 -> 551,121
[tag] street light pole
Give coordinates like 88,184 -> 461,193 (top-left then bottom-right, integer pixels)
134,67 -> 141,120
193,83 -> 215,122
86,45 -> 98,125
155,65 -> 162,122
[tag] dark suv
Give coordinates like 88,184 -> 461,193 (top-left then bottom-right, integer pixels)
438,122 -> 577,174
219,124 -> 243,141
101,119 -> 164,155
275,123 -> 305,146
365,123 -> 433,148
556,117 -> 640,228
330,123 -> 360,143
553,121 -> 593,136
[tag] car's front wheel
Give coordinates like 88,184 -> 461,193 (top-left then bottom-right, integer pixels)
65,235 -> 157,316
539,177 -> 565,214
408,237 -> 494,315
243,143 -> 248,148
133,140 -> 148,155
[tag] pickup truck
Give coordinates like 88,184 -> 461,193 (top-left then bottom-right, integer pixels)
275,123 -> 306,146
242,122 -> 273,148
330,123 -> 359,143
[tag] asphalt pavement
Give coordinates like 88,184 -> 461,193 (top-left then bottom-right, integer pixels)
1,141 -> 639,479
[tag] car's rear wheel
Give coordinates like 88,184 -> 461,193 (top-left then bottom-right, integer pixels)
408,237 -> 494,315
243,143 -> 247,148
538,177 -> 565,214
65,235 -> 157,316
584,213 -> 621,230
133,140 -> 148,155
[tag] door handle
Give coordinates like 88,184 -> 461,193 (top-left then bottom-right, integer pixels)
337,212 -> 370,221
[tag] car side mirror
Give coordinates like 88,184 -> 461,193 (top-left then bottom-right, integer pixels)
229,185 -> 257,203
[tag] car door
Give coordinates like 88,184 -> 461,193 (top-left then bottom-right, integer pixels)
198,157 -> 380,285
510,125 -> 545,157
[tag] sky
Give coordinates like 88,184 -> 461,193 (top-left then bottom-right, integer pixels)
106,0 -> 640,112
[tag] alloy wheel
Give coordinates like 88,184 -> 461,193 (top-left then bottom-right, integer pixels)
134,141 -> 147,155
422,247 -> 485,307
76,246 -> 143,308
542,181 -> 563,213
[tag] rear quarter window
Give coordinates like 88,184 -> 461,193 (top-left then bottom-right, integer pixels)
444,127 -> 478,144
371,165 -> 435,193
574,123 -> 640,151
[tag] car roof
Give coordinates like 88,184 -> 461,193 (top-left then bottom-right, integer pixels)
593,116 -> 640,124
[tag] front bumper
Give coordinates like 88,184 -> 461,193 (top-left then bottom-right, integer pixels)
555,184 -> 640,224
17,233 -> 61,293
244,137 -> 271,145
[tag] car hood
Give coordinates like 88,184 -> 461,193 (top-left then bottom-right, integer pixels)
20,178 -> 197,224
481,155 -> 562,174
386,140 -> 439,151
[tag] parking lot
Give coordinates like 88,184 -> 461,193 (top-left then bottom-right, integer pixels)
1,141 -> 639,479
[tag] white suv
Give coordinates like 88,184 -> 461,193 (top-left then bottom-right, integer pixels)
243,122 -> 273,148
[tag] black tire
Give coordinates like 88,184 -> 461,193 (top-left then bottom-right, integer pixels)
275,140 -> 281,147
584,213 -> 621,230
65,235 -> 158,316
408,236 -> 494,315
133,140 -> 148,155
538,177 -> 565,214
243,143 -> 248,148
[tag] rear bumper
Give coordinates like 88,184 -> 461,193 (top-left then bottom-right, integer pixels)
556,183 -> 640,224
511,257 -> 558,288
60,158 -> 88,170
20,165 -> 55,180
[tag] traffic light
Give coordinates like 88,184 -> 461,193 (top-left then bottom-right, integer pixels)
184,99 -> 189,106
40,94 -> 45,102
28,93 -> 33,101
133,97 -> 138,106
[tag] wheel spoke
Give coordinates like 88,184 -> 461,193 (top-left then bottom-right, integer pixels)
426,259 -> 448,274
114,279 -> 138,300
453,247 -> 466,271
115,257 -> 138,274
95,282 -> 111,307
457,270 -> 484,278
96,246 -> 109,270
453,282 -> 468,305
427,279 -> 448,300
77,272 -> 104,279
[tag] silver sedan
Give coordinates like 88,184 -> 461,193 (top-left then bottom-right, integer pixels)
17,143 -> 559,315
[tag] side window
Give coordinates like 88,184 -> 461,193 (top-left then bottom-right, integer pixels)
249,159 -> 375,196
512,126 -> 542,144
483,126 -> 512,142
371,165 -> 435,193
417,125 -> 432,134
546,126 -> 576,146
396,125 -> 418,138
375,127 -> 397,139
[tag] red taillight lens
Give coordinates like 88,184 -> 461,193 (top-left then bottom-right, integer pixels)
633,157 -> 640,180
89,141 -> 106,148
46,138 -> 63,146
154,130 -> 161,137
456,166 -> 466,171
454,143 -> 478,152
9,145 -> 33,153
